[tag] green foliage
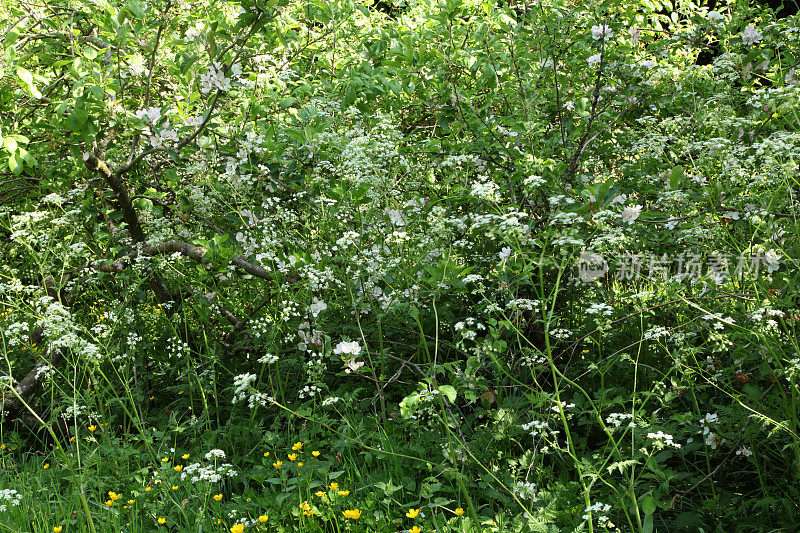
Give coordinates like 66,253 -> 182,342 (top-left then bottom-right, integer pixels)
1,0 -> 800,531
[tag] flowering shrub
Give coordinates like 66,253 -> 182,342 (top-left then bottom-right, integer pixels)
0,0 -> 799,531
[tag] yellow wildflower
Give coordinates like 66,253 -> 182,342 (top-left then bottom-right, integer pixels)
288,453 -> 297,461
258,514 -> 269,523
292,441 -> 303,451
329,482 -> 339,490
145,487 -> 152,492
161,457 -> 169,463
53,527 -> 63,533
43,463 -> 50,470
88,425 -> 97,432
312,450 -> 320,457
273,461 -> 282,468
409,527 -> 422,533
127,500 -> 135,505
172,485 -> 179,490
455,507 -> 464,516
108,491 -> 121,501
315,491 -> 325,497
230,525 -> 244,533
213,493 -> 223,501
297,462 -> 303,467
182,453 -> 190,459
263,452 -> 270,457
157,517 -> 166,524
338,490 -> 350,496
342,509 -> 362,520
105,500 -> 113,507
174,465 -> 183,472
300,501 -> 311,512
406,508 -> 421,518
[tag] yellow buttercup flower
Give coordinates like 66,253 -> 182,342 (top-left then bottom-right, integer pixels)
288,453 -> 297,461
43,463 -> 50,469
172,485 -> 179,490
53,527 -> 63,533
329,482 -> 339,490
258,514 -> 269,523
230,525 -> 244,533
88,425 -> 97,432
342,509 -> 362,520
297,462 -> 303,467
145,487 -> 152,492
105,500 -> 113,507
157,517 -> 166,524
161,457 -> 169,463
108,491 -> 121,501
338,490 -> 350,496
406,508 -> 421,518
273,461 -> 282,468
455,507 -> 464,516
174,465 -> 183,472
213,493 -> 223,501
409,527 -> 422,533
292,441 -> 303,451
182,453 -> 190,460
315,491 -> 325,497
312,450 -> 320,457
127,500 -> 135,504
300,501 -> 311,512
263,452 -> 270,457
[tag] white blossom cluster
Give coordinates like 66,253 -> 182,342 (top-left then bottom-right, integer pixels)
0,489 -> 22,511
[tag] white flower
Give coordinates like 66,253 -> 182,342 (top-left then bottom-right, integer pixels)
333,340 -> 361,356
707,11 -> 724,22
499,247 -> 512,261
736,446 -> 753,457
186,21 -> 204,41
344,359 -> 364,374
587,53 -> 602,67
134,107 -> 161,125
610,193 -> 627,205
621,205 -> 643,224
741,25 -> 763,46
591,24 -> 613,41
128,54 -> 146,76
764,249 -> 781,273
205,449 -> 226,460
307,298 -> 327,318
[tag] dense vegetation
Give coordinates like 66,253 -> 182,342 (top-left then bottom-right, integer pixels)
1,0 -> 800,531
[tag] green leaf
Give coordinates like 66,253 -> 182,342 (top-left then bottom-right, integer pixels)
480,63 -> 497,88
16,67 -> 42,99
438,385 -> 457,403
669,165 -> 684,190
3,136 -> 17,154
8,153 -> 21,175
643,513 -> 653,533
641,494 -> 657,515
